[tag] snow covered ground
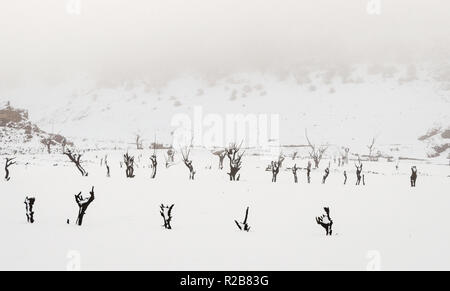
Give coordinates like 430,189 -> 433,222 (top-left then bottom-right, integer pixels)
2,0 -> 450,272
0,149 -> 449,271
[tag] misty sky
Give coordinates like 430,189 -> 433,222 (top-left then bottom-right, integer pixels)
1,0 -> 450,85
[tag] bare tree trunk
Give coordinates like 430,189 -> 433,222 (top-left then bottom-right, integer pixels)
305,129 -> 328,169
367,137 -> 377,161
316,207 -> 333,236
235,207 -> 251,232
160,204 -> 174,229
105,160 -> 110,177
181,148 -> 195,180
124,153 -> 135,178
64,150 -> 88,177
150,154 -> 157,179
292,164 -> 299,183
322,167 -> 330,184
24,197 -> 35,223
4,157 -> 16,181
313,158 -> 320,169
306,161 -> 312,184
219,152 -> 226,169
75,187 -> 95,226
226,142 -> 245,181
410,166 -> 417,187
271,157 -> 282,183
355,162 -> 363,185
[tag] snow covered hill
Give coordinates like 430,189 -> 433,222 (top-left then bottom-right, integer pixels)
1,64 -> 449,159
0,102 -> 72,154
419,126 -> 450,159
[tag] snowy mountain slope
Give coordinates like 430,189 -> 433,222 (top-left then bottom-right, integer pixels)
418,126 -> 450,159
1,64 -> 449,158
0,102 -> 72,154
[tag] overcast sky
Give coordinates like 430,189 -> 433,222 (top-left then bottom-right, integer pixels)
1,0 -> 450,85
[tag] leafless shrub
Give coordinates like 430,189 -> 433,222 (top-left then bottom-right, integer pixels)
212,149 -> 227,170
63,149 -> 88,177
124,153 -> 135,178
160,204 -> 174,229
292,164 -> 300,183
305,129 -> 328,168
322,167 -> 330,184
355,162 -> 363,185
316,207 -> 333,236
165,148 -> 175,168
4,157 -> 16,181
235,207 -> 250,232
306,161 -> 312,184
411,166 -> 417,187
181,147 -> 195,180
24,197 -> 35,223
150,154 -> 157,179
226,142 -> 245,181
270,155 -> 284,183
75,186 -> 95,226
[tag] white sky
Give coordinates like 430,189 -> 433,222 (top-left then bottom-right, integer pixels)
1,0 -> 450,85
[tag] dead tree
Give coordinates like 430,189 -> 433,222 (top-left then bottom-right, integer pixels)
292,151 -> 298,160
367,137 -> 376,161
63,149 -> 88,177
355,162 -> 363,185
181,148 -> 195,180
226,142 -> 245,181
160,204 -> 174,229
271,156 -> 283,183
165,148 -> 175,168
75,186 -> 95,226
340,147 -> 350,165
24,197 -> 35,224
105,159 -> 110,177
292,164 -> 300,183
135,134 -> 143,150
306,161 -> 312,184
343,171 -> 347,185
212,150 -> 227,170
316,207 -> 333,236
41,138 -> 55,154
150,154 -> 157,179
322,167 -> 330,184
410,166 -> 417,187
124,153 -> 135,178
305,129 -> 328,168
4,157 -> 16,181
235,207 -> 251,232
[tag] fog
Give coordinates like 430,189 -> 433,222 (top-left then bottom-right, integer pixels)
1,0 -> 450,86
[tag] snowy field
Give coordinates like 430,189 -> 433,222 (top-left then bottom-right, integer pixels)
0,149 -> 449,271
